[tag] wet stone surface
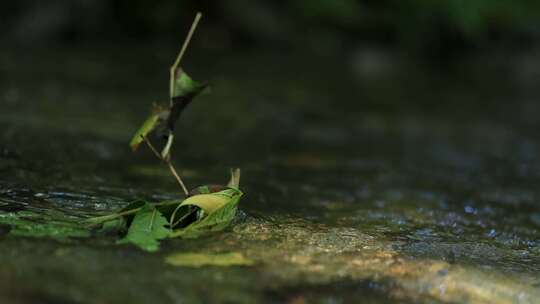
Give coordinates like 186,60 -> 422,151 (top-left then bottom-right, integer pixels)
0,46 -> 539,303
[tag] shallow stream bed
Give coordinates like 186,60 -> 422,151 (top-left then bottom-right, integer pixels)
0,46 -> 539,303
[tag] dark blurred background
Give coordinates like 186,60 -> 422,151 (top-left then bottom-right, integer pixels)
3,1 -> 540,55
2,0 -> 540,173
3,1 -> 540,116
3,1 -> 540,52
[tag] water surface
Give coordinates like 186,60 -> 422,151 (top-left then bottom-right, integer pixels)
0,46 -> 539,303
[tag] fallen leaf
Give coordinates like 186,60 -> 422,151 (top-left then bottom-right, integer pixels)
169,187 -> 243,238
0,211 -> 90,240
165,252 -> 253,267
118,203 -> 169,252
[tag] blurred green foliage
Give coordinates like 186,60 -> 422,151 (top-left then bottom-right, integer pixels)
3,0 -> 540,52
289,0 -> 540,49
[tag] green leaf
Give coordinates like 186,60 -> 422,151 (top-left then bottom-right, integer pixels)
85,172 -> 243,248
180,191 -> 233,214
129,70 -> 207,153
165,252 -> 253,267
129,113 -> 159,151
170,188 -> 243,238
118,203 -> 170,252
172,69 -> 207,99
166,69 -> 208,133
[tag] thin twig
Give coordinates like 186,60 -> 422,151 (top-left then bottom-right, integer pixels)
167,161 -> 189,196
171,208 -> 196,229
141,135 -> 189,196
84,199 -> 183,227
161,133 -> 174,159
169,12 -> 202,102
141,135 -> 161,159
169,203 -> 195,229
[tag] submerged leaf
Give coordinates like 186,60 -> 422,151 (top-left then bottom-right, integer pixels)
118,203 -> 169,252
165,252 -> 253,267
0,211 -> 90,240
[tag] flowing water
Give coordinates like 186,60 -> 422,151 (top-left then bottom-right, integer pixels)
0,46 -> 539,303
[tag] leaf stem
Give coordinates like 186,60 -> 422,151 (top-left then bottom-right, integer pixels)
161,133 -> 174,159
84,200 -> 182,227
169,205 -> 196,229
167,161 -> 189,196
141,134 -> 162,159
169,12 -> 202,102
141,135 -> 189,196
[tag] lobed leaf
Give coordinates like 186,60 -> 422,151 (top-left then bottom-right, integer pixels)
84,172 -> 243,250
118,203 -> 170,252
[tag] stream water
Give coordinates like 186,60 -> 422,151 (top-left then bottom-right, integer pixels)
0,46 -> 539,303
